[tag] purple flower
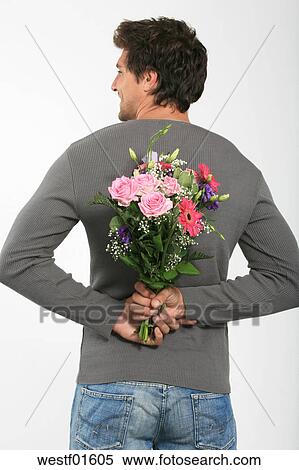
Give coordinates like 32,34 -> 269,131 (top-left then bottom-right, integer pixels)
198,183 -> 219,211
198,183 -> 213,202
117,226 -> 132,244
207,200 -> 219,211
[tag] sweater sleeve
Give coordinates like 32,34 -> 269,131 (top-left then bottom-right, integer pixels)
0,147 -> 124,339
182,170 -> 299,326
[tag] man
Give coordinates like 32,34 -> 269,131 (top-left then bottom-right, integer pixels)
0,17 -> 298,450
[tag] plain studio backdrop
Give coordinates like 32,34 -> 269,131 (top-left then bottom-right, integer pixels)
0,0 -> 298,450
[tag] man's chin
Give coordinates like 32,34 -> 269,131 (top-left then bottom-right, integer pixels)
118,111 -> 131,122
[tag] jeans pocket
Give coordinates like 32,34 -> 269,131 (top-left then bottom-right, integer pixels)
74,386 -> 134,450
191,392 -> 237,450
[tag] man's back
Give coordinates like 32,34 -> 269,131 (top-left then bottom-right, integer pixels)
0,118 -> 298,393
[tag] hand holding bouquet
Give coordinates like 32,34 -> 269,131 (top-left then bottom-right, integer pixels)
88,124 -> 229,342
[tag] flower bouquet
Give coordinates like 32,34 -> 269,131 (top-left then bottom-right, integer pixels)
88,123 -> 229,342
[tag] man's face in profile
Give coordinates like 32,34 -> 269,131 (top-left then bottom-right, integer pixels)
111,49 -> 147,121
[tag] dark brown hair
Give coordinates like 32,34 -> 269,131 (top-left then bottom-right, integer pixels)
113,16 -> 208,113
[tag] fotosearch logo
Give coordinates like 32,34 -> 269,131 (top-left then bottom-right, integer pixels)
39,301 -> 274,327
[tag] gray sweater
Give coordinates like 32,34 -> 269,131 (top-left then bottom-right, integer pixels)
0,119 -> 298,393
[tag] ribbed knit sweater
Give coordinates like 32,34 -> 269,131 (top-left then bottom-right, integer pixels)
0,119 -> 298,393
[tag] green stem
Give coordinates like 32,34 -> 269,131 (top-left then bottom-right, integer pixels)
161,217 -> 178,270
146,125 -> 171,161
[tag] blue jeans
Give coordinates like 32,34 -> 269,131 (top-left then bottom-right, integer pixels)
69,381 -> 237,450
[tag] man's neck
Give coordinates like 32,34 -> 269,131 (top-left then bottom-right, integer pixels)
135,108 -> 190,123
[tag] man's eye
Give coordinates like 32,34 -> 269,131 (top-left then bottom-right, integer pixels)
117,71 -> 122,74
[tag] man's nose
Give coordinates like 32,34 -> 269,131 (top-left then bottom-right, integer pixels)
111,79 -> 117,92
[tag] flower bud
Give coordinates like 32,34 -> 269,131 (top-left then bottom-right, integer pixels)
165,148 -> 180,163
219,193 -> 230,201
195,190 -> 202,201
129,147 -> 138,162
161,124 -> 172,135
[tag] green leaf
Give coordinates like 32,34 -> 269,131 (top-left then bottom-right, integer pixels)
147,281 -> 167,290
138,276 -> 168,291
137,233 -> 147,241
162,269 -> 178,280
172,206 -> 180,217
109,215 -> 123,230
176,261 -> 201,275
138,274 -> 152,284
141,252 -> 152,270
88,192 -> 113,208
187,250 -> 214,261
139,242 -> 154,257
119,255 -> 138,270
153,233 -> 163,252
128,202 -> 140,215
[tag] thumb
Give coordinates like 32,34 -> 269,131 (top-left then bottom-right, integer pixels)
151,287 -> 172,308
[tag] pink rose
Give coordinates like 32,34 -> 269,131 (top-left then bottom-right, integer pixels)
134,173 -> 161,196
161,175 -> 181,196
108,176 -> 139,207
138,191 -> 173,217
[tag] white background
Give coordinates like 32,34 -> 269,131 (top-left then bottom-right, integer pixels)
0,0 -> 298,450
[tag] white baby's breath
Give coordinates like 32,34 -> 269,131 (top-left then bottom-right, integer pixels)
171,159 -> 187,166
106,229 -> 131,260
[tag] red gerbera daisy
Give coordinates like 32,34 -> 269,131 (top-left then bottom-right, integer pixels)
198,163 -> 211,180
196,163 -> 220,193
209,178 -> 220,193
178,198 -> 204,237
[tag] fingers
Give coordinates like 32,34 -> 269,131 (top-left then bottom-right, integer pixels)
151,315 -> 170,335
151,286 -> 183,310
153,311 -> 179,331
131,291 -> 153,307
151,311 -> 197,332
177,318 -> 198,326
130,284 -> 158,321
130,305 -> 197,328
129,303 -> 158,321
150,287 -> 172,309
142,326 -> 164,347
153,326 -> 164,345
134,281 -> 156,299
137,318 -> 197,347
